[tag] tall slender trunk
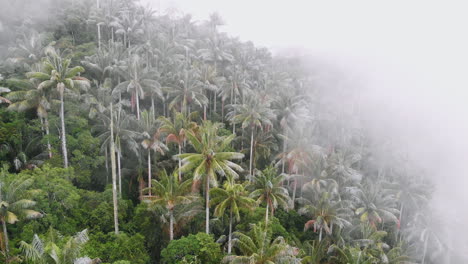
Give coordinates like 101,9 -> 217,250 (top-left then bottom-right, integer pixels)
249,127 -> 254,181
136,90 -> 140,120
44,117 -> 52,158
59,90 -> 68,168
1,219 -> 9,258
221,99 -> 225,122
205,177 -> 210,234
110,103 -> 119,234
291,179 -> 297,209
203,105 -> 207,120
151,95 -> 155,119
228,209 -> 233,254
117,149 -> 122,197
214,90 -> 217,114
148,150 -> 152,196
97,23 -> 101,51
319,227 -> 323,242
232,95 -> 236,134
178,144 -> 182,181
169,210 -> 174,241
282,128 -> 287,173
422,235 -> 428,264
265,200 -> 269,224
105,147 -> 109,184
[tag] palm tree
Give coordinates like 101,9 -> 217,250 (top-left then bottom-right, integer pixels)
297,192 -> 351,242
223,223 -> 300,264
158,111 -> 198,181
26,46 -> 90,168
352,185 -> 399,229
178,121 -> 244,234
20,229 -> 92,264
139,111 -> 167,196
167,68 -> 207,116
249,166 -> 290,224
0,168 -> 42,257
301,239 -> 331,264
210,180 -> 255,254
328,245 -> 376,264
228,94 -> 275,179
144,170 -> 198,240
113,54 -> 161,120
5,78 -> 53,158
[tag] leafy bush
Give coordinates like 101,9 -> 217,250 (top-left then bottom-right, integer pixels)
160,233 -> 222,264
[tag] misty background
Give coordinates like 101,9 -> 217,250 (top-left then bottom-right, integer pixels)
1,0 -> 467,261
141,0 -> 468,256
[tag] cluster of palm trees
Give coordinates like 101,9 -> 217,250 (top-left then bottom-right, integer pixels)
0,0 -> 443,263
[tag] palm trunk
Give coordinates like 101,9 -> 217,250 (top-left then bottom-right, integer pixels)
249,127 -> 254,181
117,149 -> 122,197
203,105 -> 207,120
169,209 -> 174,241
1,219 -> 9,258
148,150 -> 152,196
214,90 -> 217,114
151,95 -> 155,119
265,200 -> 269,224
319,227 -> 323,242
105,147 -> 109,183
110,103 -> 119,234
205,178 -> 210,234
136,90 -> 140,120
228,209 -> 233,254
282,129 -> 287,173
291,179 -> 297,209
44,117 -> 52,158
178,144 -> 182,181
97,23 -> 101,51
59,91 -> 68,168
422,235 -> 428,264
232,95 -> 236,134
221,99 -> 225,122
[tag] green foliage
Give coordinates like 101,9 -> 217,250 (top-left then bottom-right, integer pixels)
83,232 -> 149,264
160,233 -> 222,264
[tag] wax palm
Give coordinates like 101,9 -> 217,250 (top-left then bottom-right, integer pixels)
20,229 -> 90,264
249,166 -> 290,223
0,170 -> 42,257
26,46 -> 90,168
158,111 -> 198,180
223,223 -> 300,264
211,180 -> 255,254
167,68 -> 207,115
352,185 -> 399,228
144,170 -> 198,240
5,78 -> 53,158
298,192 -> 352,241
139,110 -> 167,196
301,238 -> 330,264
227,94 -> 275,178
177,121 -> 244,234
113,54 -> 161,120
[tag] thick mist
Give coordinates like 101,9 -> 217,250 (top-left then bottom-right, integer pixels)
1,0 -> 467,262
141,0 -> 468,261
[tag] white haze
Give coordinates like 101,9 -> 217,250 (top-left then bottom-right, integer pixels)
143,0 -> 468,260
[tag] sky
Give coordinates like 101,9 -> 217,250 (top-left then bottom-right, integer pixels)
141,0 -> 468,258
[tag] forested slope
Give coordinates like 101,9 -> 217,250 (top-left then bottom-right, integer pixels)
0,0 -> 439,263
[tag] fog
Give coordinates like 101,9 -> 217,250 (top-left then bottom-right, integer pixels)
142,0 -> 468,260
1,0 -> 467,261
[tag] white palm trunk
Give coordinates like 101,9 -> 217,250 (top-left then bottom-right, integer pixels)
228,209 -> 233,254
110,103 -> 119,234
178,144 -> 182,181
148,150 -> 151,196
249,127 -> 254,181
59,86 -> 68,168
205,178 -> 210,234
169,210 -> 174,241
117,149 -> 122,197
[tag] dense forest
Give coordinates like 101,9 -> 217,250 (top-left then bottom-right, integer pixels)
0,0 -> 445,263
